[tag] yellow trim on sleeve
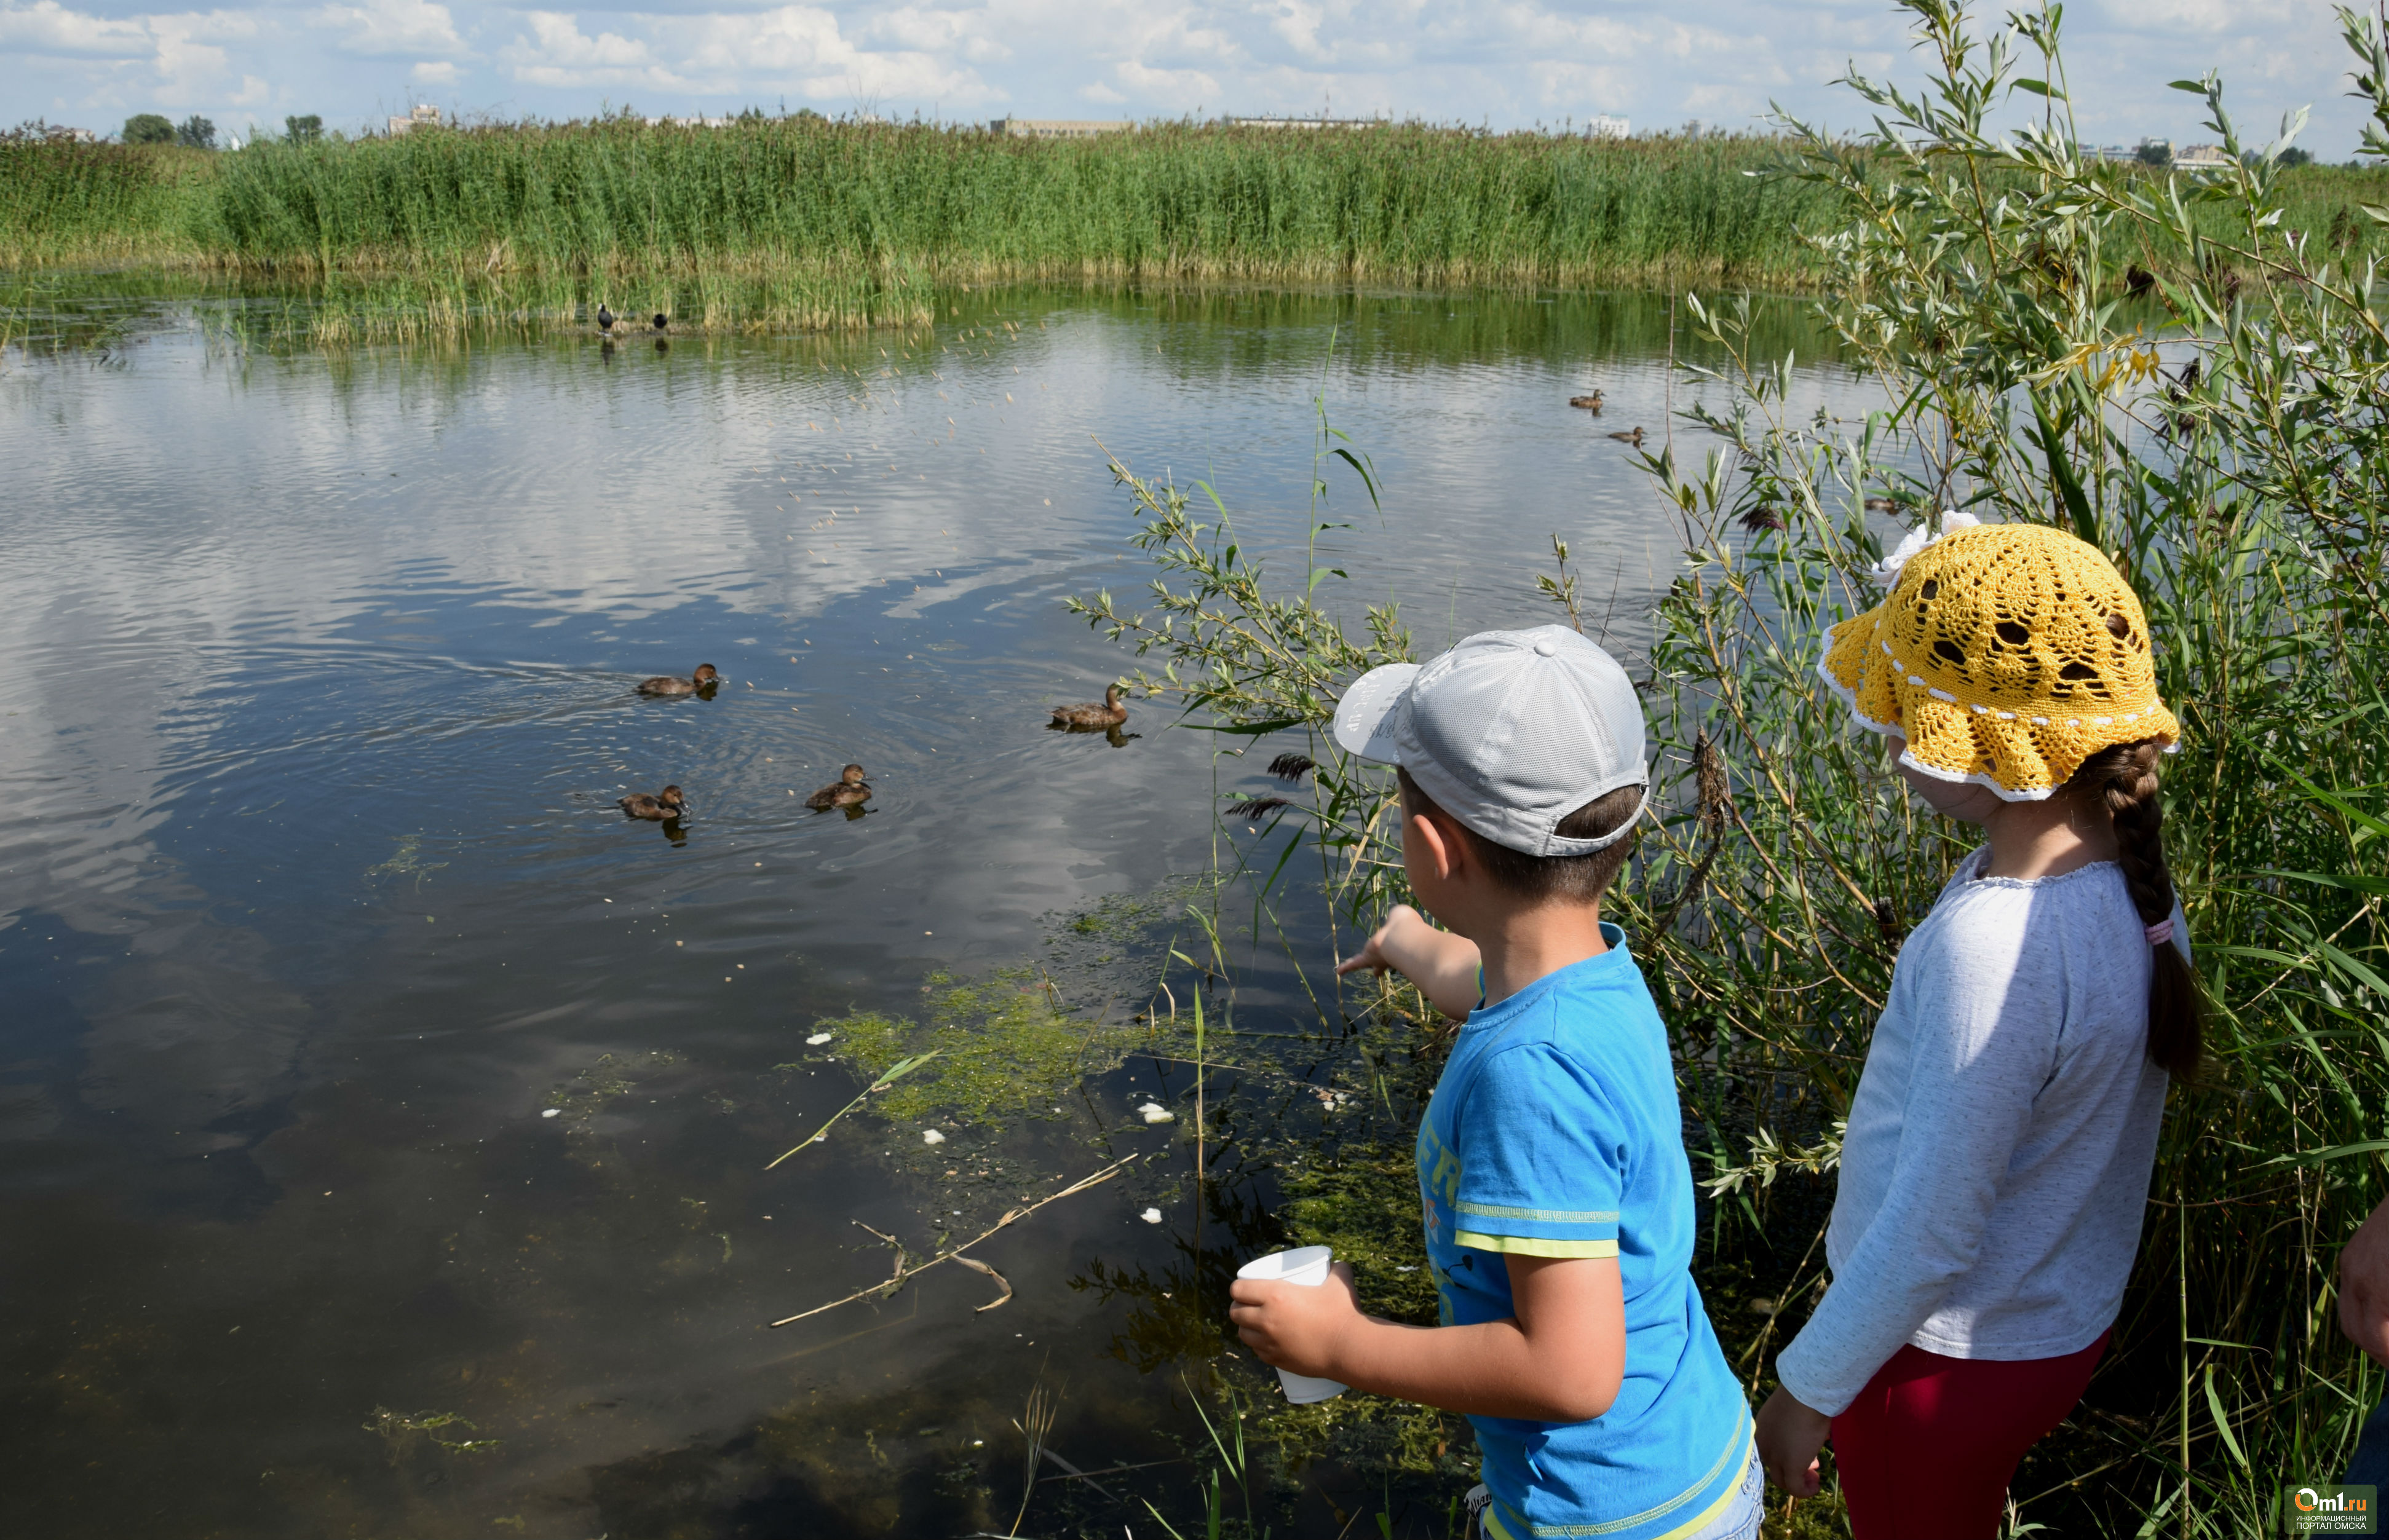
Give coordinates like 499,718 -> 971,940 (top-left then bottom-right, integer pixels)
1453,1231 -> 1619,1259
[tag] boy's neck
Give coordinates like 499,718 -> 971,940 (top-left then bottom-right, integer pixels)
1463,899 -> 1610,1009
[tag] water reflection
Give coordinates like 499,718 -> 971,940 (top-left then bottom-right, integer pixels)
0,280 -> 1863,1536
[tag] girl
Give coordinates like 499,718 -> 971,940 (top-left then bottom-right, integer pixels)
1753,519 -> 2196,1537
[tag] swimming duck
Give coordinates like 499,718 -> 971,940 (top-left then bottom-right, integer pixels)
1608,426 -> 1646,446
596,303 -> 616,334
1050,684 -> 1129,729
806,764 -> 871,810
620,785 -> 685,820
1569,392 -> 1605,411
637,663 -> 720,697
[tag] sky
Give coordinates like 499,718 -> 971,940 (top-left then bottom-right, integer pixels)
0,0 -> 2368,156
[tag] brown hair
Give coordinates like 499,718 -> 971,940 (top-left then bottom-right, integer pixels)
2062,737 -> 2201,1079
1395,767 -> 1643,905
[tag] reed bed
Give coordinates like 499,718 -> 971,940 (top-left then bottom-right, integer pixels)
3,119 -> 1835,290
12,116 -> 2389,298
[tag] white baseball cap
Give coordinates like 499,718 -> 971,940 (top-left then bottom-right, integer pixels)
1331,625 -> 1649,856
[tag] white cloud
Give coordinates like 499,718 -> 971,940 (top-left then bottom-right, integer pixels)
504,9 -> 678,88
312,0 -> 464,58
1113,57 -> 1219,111
0,0 -> 154,58
0,0 -> 2367,156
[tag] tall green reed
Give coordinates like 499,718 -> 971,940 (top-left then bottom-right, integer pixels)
0,122 -> 1836,289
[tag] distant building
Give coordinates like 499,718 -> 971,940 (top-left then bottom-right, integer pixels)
2171,143 -> 2232,171
991,118 -> 1133,139
1224,116 -> 1381,130
387,104 -> 442,136
1584,115 -> 1630,140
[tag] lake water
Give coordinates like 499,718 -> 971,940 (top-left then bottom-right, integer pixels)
0,283 -> 1854,1538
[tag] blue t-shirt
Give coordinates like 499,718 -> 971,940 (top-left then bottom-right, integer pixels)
1416,927 -> 1750,1540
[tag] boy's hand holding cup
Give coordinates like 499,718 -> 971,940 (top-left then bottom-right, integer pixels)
1228,1246 -> 1354,1403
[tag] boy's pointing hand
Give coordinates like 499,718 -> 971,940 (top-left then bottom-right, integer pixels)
1227,1262 -> 1364,1379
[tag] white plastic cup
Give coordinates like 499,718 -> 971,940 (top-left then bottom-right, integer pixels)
1236,1246 -> 1349,1404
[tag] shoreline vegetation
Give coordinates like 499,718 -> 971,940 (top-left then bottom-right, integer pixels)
8,117 -> 2388,342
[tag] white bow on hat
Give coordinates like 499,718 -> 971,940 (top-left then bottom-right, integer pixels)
1868,508 -> 1981,583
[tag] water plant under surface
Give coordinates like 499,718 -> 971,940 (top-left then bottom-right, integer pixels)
1066,4 -> 2389,1534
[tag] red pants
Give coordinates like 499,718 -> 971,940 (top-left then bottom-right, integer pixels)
1832,1329 -> 2110,1540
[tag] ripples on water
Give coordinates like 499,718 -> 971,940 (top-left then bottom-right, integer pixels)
0,284 -> 1858,1536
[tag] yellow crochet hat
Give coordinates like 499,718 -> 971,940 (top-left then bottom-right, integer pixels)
1819,520 -> 2179,800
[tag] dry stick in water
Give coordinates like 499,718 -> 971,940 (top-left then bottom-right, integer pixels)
764,1051 -> 940,1169
764,1153 -> 1140,1327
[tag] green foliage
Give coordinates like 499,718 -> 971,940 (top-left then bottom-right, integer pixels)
175,115 -> 215,151
122,114 -> 172,146
284,114 -> 322,145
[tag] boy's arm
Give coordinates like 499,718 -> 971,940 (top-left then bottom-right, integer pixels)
1337,903 -> 1481,1019
1229,1254 -> 1625,1423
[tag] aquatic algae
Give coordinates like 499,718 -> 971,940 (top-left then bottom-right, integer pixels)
806,966 -> 1134,1131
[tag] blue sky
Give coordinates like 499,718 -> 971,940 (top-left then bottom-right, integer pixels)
0,0 -> 2366,155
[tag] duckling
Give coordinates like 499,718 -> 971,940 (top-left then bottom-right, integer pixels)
1862,496 -> 1908,513
1050,684 -> 1129,729
620,785 -> 685,821
1607,426 -> 1646,446
806,764 -> 871,810
636,663 -> 720,697
596,303 -> 616,334
1569,391 -> 1606,411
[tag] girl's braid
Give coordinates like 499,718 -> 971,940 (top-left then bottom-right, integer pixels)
2066,738 -> 2202,1079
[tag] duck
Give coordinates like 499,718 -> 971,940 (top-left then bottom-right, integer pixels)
1607,426 -> 1646,446
637,663 -> 720,697
596,303 -> 616,334
1569,391 -> 1606,411
806,764 -> 871,810
620,785 -> 685,821
1862,496 -> 1909,513
1050,684 -> 1129,729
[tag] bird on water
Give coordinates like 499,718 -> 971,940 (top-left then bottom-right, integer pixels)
652,314 -> 668,331
596,303 -> 616,333
1569,391 -> 1605,411
636,664 -> 721,697
806,765 -> 872,810
1608,426 -> 1646,446
1050,684 -> 1130,729
620,785 -> 685,820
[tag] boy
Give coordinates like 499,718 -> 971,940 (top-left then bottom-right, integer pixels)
1227,626 -> 1757,1540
